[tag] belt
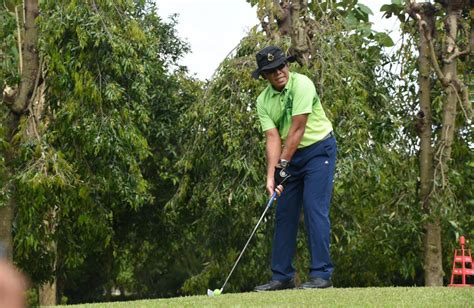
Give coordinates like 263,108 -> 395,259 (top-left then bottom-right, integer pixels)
320,131 -> 334,142
297,131 -> 335,152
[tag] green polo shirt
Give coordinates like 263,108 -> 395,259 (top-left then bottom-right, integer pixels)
256,72 -> 333,148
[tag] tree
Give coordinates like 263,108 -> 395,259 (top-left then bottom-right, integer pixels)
1,0 -> 196,304
384,0 -> 472,286
1,0 -> 40,262
0,1 -> 54,302
411,0 -> 472,286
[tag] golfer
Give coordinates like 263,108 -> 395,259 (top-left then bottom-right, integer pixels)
252,46 -> 336,291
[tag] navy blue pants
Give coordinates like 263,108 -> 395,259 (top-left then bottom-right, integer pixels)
271,135 -> 337,281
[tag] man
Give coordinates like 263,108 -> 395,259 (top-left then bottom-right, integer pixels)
252,46 -> 336,291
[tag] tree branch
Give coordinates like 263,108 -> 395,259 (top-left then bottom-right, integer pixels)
444,13 -> 458,54
15,5 -> 23,74
461,85 -> 472,118
444,49 -> 470,63
9,0 -> 39,115
457,82 -> 473,120
470,12 -> 474,52
413,12 -> 450,87
28,58 -> 43,141
427,39 -> 449,86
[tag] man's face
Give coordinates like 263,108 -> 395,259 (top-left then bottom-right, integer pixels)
263,63 -> 289,91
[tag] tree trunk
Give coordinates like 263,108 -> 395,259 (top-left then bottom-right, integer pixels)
413,4 -> 435,214
7,0 -> 40,115
257,0 -> 312,66
38,209 -> 58,306
0,115 -> 18,260
0,0 -> 41,282
0,199 -> 15,260
0,118 -> 19,262
418,11 -> 443,287
290,0 -> 310,66
39,281 -> 57,306
408,2 -> 443,287
435,3 -> 460,174
0,108 -> 21,259
423,221 -> 443,285
258,0 -> 286,40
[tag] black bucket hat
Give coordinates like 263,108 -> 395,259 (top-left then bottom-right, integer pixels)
252,46 -> 296,79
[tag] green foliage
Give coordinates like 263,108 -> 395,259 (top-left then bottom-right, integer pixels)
0,0 -> 199,302
0,3 -> 19,86
380,0 -> 407,23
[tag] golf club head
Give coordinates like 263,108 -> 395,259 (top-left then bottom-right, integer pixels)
207,288 -> 223,296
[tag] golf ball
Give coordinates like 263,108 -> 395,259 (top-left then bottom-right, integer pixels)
213,289 -> 222,295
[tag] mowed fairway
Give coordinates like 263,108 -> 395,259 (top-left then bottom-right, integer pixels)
59,287 -> 473,307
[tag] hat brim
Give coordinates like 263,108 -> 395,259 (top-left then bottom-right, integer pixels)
252,55 -> 296,79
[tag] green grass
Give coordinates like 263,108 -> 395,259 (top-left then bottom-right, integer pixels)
58,287 -> 473,307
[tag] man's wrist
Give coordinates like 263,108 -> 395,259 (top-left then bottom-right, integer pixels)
277,158 -> 290,168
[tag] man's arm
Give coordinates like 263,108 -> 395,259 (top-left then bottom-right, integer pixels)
265,128 -> 282,195
280,114 -> 308,161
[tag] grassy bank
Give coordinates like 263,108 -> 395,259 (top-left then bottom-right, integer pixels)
59,287 -> 473,307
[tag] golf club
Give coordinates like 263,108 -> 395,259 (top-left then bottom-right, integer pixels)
207,191 -> 278,297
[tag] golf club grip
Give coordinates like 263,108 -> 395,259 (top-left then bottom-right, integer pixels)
220,193 -> 277,291
267,191 -> 277,208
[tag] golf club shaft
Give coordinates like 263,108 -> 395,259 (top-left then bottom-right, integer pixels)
220,192 -> 277,291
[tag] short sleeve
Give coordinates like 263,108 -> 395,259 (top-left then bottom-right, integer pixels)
291,75 -> 316,116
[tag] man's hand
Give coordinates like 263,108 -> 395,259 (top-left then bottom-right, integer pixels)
266,178 -> 284,197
